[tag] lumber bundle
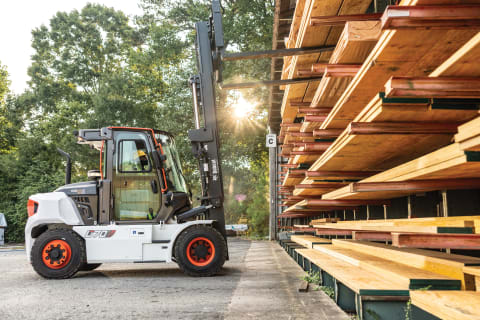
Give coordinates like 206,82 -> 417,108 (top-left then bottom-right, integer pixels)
322,116 -> 480,200
280,0 -> 373,124
332,239 -> 480,290
322,7 -> 480,130
300,20 -> 381,133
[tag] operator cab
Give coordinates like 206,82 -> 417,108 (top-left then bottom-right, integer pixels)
58,127 -> 192,225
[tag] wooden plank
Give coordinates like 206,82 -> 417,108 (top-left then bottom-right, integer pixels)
314,245 -> 460,289
309,218 -> 340,225
352,231 -> 392,241
410,291 -> 480,320
312,129 -> 343,137
297,107 -> 332,115
291,235 -> 331,248
296,248 -> 409,295
310,13 -> 382,26
385,76 -> 480,98
306,170 -> 379,179
314,223 -> 473,234
381,5 -> 480,30
333,239 -> 480,290
351,178 -> 480,192
299,199 -> 390,207
392,232 -> 480,249
315,229 -> 353,236
348,121 -> 459,135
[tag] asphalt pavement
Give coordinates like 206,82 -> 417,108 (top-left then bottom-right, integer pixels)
0,238 -> 348,320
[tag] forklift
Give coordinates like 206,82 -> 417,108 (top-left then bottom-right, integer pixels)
25,1 -> 229,278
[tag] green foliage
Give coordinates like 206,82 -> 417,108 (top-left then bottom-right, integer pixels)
0,63 -> 13,154
303,271 -> 322,284
1,1 -> 273,242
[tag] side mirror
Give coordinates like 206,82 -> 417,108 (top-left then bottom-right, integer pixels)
152,150 -> 166,168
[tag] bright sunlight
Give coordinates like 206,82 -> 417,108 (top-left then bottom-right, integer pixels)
232,94 -> 255,119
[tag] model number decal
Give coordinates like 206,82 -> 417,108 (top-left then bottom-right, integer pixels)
85,230 -> 116,238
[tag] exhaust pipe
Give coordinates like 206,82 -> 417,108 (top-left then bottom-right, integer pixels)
57,148 -> 72,185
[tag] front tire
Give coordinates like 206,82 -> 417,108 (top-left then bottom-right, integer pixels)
175,225 -> 227,277
31,229 -> 85,279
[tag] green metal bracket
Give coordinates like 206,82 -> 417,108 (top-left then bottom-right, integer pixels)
437,227 -> 474,234
334,279 -> 357,312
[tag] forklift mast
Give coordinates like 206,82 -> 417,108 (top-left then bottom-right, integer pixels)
188,0 -> 226,237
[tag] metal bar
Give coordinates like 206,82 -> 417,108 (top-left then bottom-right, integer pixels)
220,77 -> 324,90
222,46 -> 335,61
381,5 -> 480,30
385,76 -> 480,98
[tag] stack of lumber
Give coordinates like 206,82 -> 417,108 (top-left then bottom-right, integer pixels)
322,115 -> 480,200
281,234 -> 480,318
278,3 -> 480,205
280,0 -> 373,124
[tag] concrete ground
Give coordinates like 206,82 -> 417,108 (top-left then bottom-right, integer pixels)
0,238 -> 348,320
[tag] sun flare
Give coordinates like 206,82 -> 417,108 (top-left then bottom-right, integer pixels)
232,94 -> 255,119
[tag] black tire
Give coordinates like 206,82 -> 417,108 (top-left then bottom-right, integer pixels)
175,225 -> 227,277
30,229 -> 85,279
79,263 -> 102,272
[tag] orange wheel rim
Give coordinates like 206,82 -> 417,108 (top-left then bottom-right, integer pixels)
186,237 -> 215,267
42,240 -> 72,269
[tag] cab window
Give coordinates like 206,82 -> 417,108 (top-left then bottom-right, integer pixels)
118,140 -> 151,173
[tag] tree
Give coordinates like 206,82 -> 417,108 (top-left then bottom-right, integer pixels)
0,62 -> 13,153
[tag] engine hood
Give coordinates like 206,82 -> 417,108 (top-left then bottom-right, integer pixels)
55,181 -> 97,196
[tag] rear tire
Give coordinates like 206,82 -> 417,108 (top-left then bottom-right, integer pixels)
31,229 -> 85,279
175,225 -> 227,277
79,263 -> 102,272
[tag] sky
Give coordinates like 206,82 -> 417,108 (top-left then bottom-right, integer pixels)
0,0 -> 143,94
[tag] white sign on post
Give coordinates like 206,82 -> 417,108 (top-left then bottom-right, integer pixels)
266,133 -> 277,148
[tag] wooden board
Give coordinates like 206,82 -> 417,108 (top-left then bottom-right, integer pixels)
314,223 -> 473,234
313,245 -> 460,289
392,232 -> 480,250
290,235 -> 331,248
332,239 -> 480,289
295,248 -> 409,295
410,291 -> 480,320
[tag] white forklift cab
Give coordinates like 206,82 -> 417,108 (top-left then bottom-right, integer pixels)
25,1 -> 230,279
